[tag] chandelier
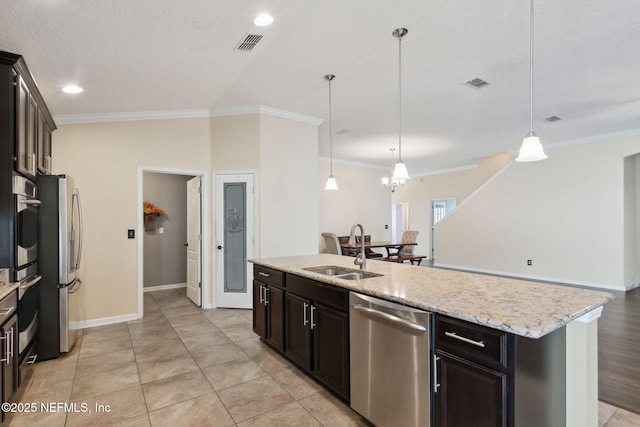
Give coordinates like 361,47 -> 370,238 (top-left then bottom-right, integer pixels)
381,148 -> 405,193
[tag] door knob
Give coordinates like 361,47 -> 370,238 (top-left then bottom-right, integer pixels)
184,243 -> 188,247
217,245 -> 223,250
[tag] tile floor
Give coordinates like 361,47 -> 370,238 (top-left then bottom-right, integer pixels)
5,288 -> 640,426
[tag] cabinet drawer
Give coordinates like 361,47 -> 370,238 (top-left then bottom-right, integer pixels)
286,274 -> 348,312
253,265 -> 285,287
435,315 -> 510,370
0,290 -> 17,323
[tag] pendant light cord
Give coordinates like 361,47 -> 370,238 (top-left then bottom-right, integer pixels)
398,33 -> 403,162
326,74 -> 335,176
529,0 -> 534,134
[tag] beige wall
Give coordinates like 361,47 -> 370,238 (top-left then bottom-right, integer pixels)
391,153 -> 512,256
52,118 -> 211,323
259,114 -> 319,257
318,160 -> 392,252
54,112 -> 320,324
434,134 -> 640,290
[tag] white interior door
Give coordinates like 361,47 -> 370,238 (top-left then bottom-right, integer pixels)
186,176 -> 202,306
215,173 -> 255,308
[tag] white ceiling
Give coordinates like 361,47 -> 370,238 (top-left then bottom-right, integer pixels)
2,0 -> 639,174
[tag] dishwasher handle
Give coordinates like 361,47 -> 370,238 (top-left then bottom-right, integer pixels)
351,304 -> 427,336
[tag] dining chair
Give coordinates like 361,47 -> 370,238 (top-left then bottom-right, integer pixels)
321,232 -> 342,255
388,230 -> 419,256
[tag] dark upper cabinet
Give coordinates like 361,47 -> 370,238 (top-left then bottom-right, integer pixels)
37,109 -> 52,174
0,51 -> 56,179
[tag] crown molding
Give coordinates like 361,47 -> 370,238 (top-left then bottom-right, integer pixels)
54,109 -> 210,125
54,105 -> 323,126
210,105 -> 323,126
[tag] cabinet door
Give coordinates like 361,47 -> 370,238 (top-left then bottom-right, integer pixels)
252,280 -> 267,339
265,285 -> 284,351
16,76 -> 31,175
312,303 -> 349,399
284,293 -> 311,370
37,111 -> 52,174
435,351 -> 508,427
1,315 -> 18,410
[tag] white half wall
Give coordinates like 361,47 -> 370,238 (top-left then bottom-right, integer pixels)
434,134 -> 640,290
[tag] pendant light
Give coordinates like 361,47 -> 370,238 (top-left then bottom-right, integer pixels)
391,28 -> 410,181
381,148 -> 404,193
324,74 -> 339,190
516,0 -> 547,162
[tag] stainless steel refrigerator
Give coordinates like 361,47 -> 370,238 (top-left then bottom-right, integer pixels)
37,174 -> 83,360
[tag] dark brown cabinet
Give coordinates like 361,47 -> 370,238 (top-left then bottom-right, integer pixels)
0,291 -> 18,423
37,110 -> 53,174
1,51 -> 56,181
252,266 -> 285,352
435,351 -> 508,427
434,315 -> 568,427
285,274 -> 349,400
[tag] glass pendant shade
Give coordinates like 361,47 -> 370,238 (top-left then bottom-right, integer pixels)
516,132 -> 547,162
392,161 -> 410,181
325,175 -> 338,190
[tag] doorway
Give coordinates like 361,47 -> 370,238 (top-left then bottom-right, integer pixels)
430,198 -> 456,260
215,172 -> 255,309
391,203 -> 410,242
137,167 -> 209,318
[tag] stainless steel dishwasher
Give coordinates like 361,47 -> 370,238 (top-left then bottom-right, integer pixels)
350,292 -> 432,427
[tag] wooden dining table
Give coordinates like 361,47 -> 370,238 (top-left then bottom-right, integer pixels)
339,241 -> 417,257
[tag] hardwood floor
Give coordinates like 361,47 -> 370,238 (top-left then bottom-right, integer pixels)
598,287 -> 640,415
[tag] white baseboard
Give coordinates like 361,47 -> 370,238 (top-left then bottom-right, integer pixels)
432,263 -> 628,292
71,312 -> 139,330
143,283 -> 187,292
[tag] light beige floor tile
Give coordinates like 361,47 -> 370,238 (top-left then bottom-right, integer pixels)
235,336 -> 271,358
179,328 -> 232,348
142,370 -> 213,411
202,308 -> 244,322
599,400 -> 618,426
78,335 -> 132,359
173,320 -> 220,339
109,413 -> 151,427
16,376 -> 74,403
136,351 -> 200,384
161,304 -> 201,318
605,407 -> 640,427
217,376 -> 294,423
252,348 -> 291,374
71,363 -> 140,400
131,334 -> 185,357
65,384 -> 148,427
148,393 -> 234,427
76,348 -> 136,375
201,358 -> 268,391
82,322 -> 130,343
237,401 -> 322,427
185,341 -> 249,369
4,407 -> 67,427
272,367 -> 324,400
299,390 -> 368,427
29,353 -> 78,382
166,313 -> 210,327
127,318 -> 174,337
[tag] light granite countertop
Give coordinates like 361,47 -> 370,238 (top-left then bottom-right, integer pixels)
0,282 -> 20,301
250,254 -> 613,339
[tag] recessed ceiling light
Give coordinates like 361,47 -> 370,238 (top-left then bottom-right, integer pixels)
62,85 -> 83,94
253,13 -> 273,27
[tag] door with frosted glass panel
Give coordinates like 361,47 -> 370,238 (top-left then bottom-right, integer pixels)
215,173 -> 255,308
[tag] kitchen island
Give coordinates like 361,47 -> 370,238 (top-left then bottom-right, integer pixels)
250,254 -> 612,427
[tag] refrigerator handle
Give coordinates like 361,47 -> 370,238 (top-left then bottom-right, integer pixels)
72,188 -> 83,270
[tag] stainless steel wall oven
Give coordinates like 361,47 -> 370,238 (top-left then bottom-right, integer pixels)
12,175 -> 39,276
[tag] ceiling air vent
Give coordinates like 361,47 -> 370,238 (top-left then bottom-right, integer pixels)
545,115 -> 562,122
465,77 -> 490,88
234,33 -> 264,51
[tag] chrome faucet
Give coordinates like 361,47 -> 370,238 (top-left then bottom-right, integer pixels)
349,223 -> 366,270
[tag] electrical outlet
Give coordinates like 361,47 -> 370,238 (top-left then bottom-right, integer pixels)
527,259 -> 532,266
128,229 -> 135,239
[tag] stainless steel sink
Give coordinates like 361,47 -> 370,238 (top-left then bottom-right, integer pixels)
303,265 -> 383,280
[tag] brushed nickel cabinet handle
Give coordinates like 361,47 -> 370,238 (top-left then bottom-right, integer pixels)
445,331 -> 485,348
